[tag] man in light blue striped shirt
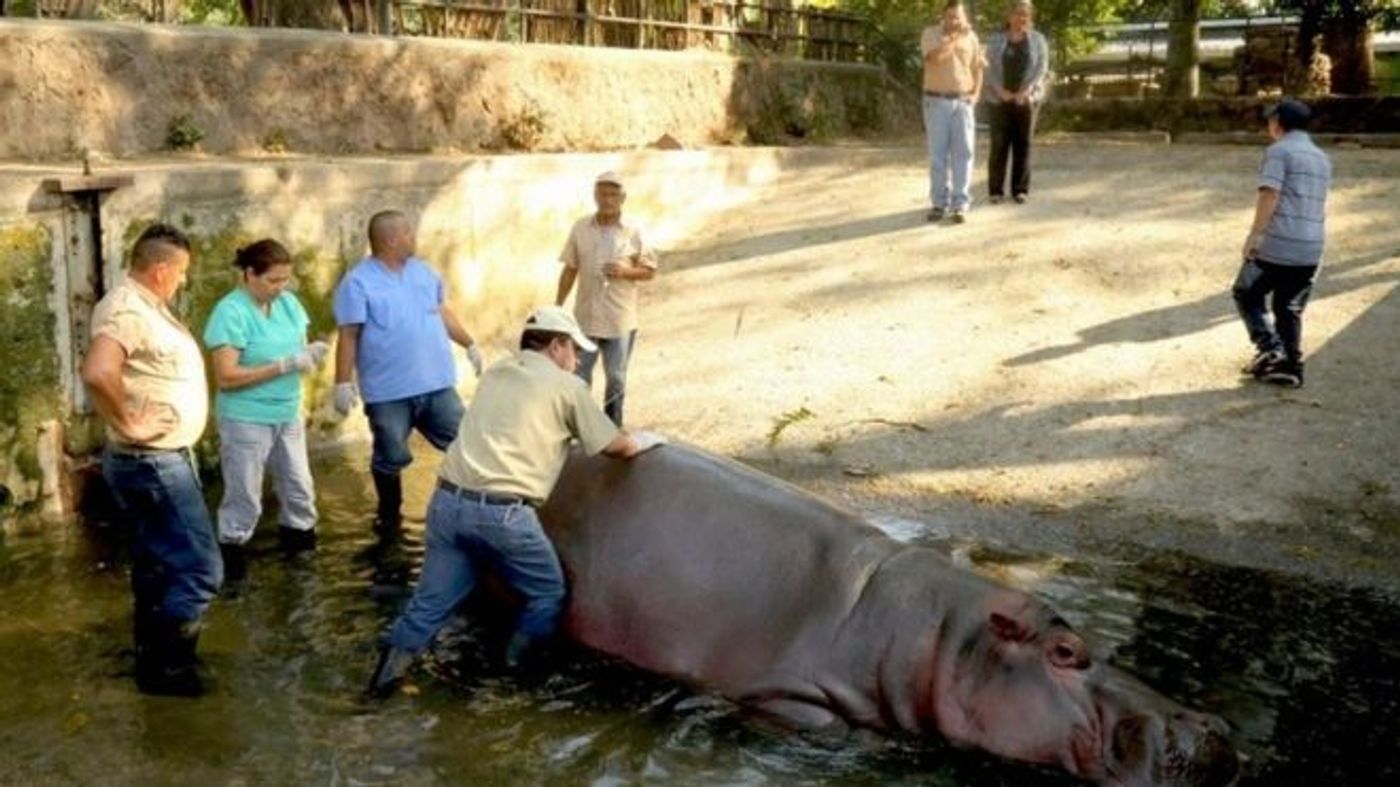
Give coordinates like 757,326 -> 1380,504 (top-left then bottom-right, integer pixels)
1232,99 -> 1331,388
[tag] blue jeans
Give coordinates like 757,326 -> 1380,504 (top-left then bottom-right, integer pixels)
923,96 -> 976,211
576,330 -> 637,426
364,387 -> 464,475
102,447 -> 222,623
387,487 -> 566,653
1232,258 -> 1318,361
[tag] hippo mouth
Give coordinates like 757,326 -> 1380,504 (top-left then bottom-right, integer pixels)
1105,713 -> 1239,787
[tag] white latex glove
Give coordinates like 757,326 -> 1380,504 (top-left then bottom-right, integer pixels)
466,344 -> 484,377
282,340 -> 331,373
333,381 -> 359,415
630,430 -> 668,455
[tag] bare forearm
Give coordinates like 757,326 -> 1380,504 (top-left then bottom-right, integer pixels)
442,309 -> 476,349
1249,189 -> 1281,236
85,370 -> 132,433
81,338 -> 132,432
556,268 -> 578,305
215,360 -> 286,391
335,326 -> 358,384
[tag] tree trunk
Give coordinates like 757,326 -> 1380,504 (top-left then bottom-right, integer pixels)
1164,0 -> 1202,98
1321,17 -> 1375,94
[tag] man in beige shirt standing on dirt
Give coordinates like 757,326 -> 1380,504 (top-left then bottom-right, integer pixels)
555,171 -> 659,425
921,1 -> 985,224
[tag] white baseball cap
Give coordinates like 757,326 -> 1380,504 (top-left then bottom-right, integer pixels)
594,170 -> 624,188
522,306 -> 597,353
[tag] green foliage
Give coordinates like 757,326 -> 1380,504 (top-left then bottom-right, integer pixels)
260,127 -> 290,153
179,0 -> 245,25
1270,1 -> 1392,24
767,407 -> 816,447
841,0 -> 1150,82
978,0 -> 1132,63
165,113 -> 205,150
3,0 -> 36,16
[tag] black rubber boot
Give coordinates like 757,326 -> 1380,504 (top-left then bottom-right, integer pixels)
371,471 -> 403,534
365,645 -> 415,698
504,631 -> 531,671
278,526 -> 317,554
136,616 -> 205,698
219,542 -> 248,590
132,601 -> 159,666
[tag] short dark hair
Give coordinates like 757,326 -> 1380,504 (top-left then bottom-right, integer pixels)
1267,98 -> 1312,132
233,239 -> 292,276
130,223 -> 191,271
367,210 -> 407,253
520,329 -> 570,352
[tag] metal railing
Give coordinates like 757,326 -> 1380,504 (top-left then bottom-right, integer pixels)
389,1 -> 872,62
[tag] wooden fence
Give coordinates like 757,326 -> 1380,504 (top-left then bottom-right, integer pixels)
391,1 -> 872,63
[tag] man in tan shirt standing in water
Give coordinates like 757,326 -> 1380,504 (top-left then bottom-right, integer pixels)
555,171 -> 658,425
921,1 -> 985,224
82,224 -> 222,697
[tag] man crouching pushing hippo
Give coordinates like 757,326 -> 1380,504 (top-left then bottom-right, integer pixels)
366,307 -> 666,695
538,445 -> 1240,787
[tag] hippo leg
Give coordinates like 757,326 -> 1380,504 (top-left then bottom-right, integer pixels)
752,697 -> 843,729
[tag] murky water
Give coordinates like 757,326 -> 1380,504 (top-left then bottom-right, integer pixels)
2,452 -> 1397,786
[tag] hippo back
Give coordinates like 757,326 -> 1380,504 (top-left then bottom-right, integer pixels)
539,444 -> 898,693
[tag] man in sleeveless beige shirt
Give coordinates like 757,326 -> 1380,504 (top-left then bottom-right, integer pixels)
82,224 -> 222,697
921,1 -> 985,223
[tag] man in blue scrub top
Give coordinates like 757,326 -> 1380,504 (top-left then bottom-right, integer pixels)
332,210 -> 485,533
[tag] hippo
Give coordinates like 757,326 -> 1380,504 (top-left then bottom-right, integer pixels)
537,444 -> 1239,787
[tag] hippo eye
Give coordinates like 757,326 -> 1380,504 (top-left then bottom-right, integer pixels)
1048,637 -> 1090,670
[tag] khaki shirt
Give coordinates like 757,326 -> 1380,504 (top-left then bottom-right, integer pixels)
560,215 -> 658,338
438,351 -> 620,504
920,26 -> 984,95
90,279 -> 209,450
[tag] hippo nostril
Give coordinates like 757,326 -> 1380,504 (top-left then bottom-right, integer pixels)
1194,731 -> 1241,787
1111,715 -> 1150,768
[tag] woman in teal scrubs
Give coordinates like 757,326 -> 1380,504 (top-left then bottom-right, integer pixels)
203,239 -> 329,584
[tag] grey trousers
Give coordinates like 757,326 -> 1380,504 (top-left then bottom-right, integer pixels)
216,418 -> 318,544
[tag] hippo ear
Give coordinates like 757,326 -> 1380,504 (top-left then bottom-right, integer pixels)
989,612 -> 1032,643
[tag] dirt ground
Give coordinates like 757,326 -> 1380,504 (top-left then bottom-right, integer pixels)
622,139 -> 1400,590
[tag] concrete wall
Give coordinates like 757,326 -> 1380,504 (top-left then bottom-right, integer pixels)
0,18 -> 895,160
0,145 -> 879,519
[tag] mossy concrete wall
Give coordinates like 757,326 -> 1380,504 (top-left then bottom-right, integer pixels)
0,222 -> 63,513
0,18 -> 897,160
0,146 -> 871,519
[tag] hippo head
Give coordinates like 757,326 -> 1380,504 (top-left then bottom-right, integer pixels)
933,593 -> 1239,787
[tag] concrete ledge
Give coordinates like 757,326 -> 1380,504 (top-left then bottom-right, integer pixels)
1039,130 -> 1173,145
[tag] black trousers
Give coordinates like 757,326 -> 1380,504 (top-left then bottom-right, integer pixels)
1231,257 -> 1318,361
987,100 -> 1039,198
